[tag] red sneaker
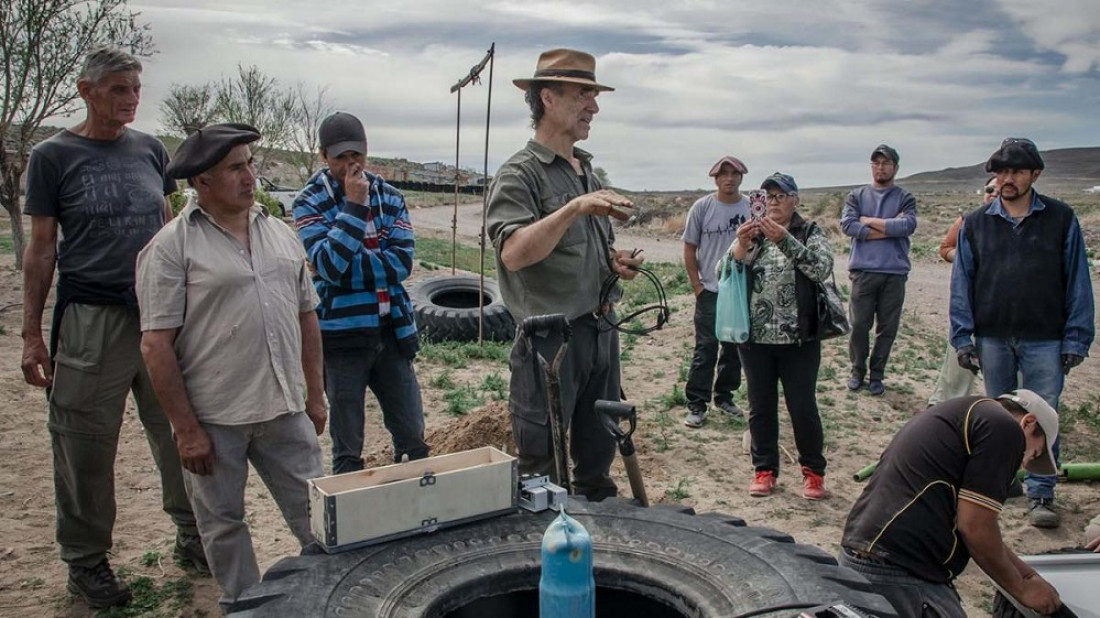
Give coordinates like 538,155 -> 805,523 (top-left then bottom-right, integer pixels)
749,470 -> 777,497
802,467 -> 826,500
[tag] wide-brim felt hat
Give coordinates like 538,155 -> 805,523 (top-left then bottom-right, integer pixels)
513,48 -> 614,92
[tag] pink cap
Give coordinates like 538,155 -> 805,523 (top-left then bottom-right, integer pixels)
709,156 -> 748,176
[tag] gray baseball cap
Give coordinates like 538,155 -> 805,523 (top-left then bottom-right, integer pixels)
319,112 -> 367,157
871,144 -> 899,164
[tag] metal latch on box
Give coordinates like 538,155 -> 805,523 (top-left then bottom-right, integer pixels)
518,475 -> 567,512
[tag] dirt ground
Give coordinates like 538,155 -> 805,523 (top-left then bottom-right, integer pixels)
1,209 -> 1099,617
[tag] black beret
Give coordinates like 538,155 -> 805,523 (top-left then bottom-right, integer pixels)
167,123 -> 262,179
985,138 -> 1044,173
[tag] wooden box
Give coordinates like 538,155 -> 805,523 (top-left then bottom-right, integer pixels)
309,446 -> 517,553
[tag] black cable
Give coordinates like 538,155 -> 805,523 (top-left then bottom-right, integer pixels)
597,261 -> 670,336
729,601 -> 819,618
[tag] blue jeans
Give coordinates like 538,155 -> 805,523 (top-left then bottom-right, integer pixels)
977,337 -> 1063,500
323,329 -> 429,474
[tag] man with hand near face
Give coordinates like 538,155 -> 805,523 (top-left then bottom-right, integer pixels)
950,138 -> 1094,529
681,156 -> 750,428
487,49 -> 642,500
137,124 -> 326,607
293,112 -> 428,474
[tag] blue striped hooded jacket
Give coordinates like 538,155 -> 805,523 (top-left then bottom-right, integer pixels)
293,168 -> 419,357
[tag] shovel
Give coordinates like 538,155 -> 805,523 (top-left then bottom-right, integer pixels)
595,400 -> 649,507
519,314 -> 573,495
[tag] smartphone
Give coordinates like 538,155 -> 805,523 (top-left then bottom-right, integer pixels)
748,189 -> 767,221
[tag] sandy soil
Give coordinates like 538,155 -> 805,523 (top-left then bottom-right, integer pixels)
1,209 -> 1098,616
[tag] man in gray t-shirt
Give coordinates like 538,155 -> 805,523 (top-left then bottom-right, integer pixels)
682,156 -> 751,428
20,48 -> 203,610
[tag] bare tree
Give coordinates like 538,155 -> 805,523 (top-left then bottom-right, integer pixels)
159,82 -> 217,136
286,84 -> 334,184
214,64 -> 297,174
0,0 -> 153,269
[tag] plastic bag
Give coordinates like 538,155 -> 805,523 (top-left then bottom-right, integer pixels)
715,255 -> 751,343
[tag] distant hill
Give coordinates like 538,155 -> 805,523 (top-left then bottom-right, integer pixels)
811,146 -> 1100,194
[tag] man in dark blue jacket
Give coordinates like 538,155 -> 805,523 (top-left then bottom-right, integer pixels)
950,137 -> 1095,529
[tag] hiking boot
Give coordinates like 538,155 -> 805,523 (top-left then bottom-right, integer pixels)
712,401 -> 744,418
1027,498 -> 1061,529
868,379 -> 886,396
802,467 -> 826,500
846,376 -> 864,391
749,470 -> 777,497
174,531 -> 210,574
68,560 -> 132,609
684,408 -> 707,428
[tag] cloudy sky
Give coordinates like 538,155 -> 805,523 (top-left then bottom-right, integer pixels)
120,0 -> 1100,190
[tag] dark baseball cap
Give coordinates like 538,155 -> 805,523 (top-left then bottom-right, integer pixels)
870,144 -> 899,164
985,137 -> 1044,172
761,172 -> 798,194
319,112 -> 367,157
166,123 -> 261,179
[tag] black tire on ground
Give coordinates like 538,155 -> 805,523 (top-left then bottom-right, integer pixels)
227,498 -> 898,618
409,275 -> 515,343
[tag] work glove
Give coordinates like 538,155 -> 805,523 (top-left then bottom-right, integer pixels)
1062,354 -> 1084,375
957,345 -> 981,376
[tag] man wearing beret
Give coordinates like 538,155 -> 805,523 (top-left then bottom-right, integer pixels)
486,49 -> 643,500
292,111 -> 428,473
682,156 -> 750,428
840,144 -> 918,397
137,123 -> 326,606
20,47 -> 204,608
950,137 -> 1094,529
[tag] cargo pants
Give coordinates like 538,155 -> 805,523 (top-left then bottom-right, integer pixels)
48,304 -> 197,567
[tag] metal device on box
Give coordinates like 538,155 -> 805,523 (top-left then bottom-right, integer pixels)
518,475 -> 567,512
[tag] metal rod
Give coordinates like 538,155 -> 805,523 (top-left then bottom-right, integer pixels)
478,43 -> 495,344
451,87 -> 460,275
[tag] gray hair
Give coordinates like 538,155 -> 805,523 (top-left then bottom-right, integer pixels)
525,82 -> 563,129
78,47 -> 142,84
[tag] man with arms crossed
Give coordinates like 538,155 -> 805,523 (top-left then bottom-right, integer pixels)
137,124 -> 326,608
840,144 -> 917,396
682,156 -> 750,428
487,48 -> 642,500
20,47 -> 204,609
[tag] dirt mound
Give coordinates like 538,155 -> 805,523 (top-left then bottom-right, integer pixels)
428,400 -> 514,454
362,401 -> 514,468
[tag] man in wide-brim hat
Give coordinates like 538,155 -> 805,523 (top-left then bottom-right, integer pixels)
486,49 -> 642,499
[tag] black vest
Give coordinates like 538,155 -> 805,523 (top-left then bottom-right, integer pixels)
962,193 -> 1073,340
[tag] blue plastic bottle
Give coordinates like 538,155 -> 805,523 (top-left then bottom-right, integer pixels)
539,510 -> 594,618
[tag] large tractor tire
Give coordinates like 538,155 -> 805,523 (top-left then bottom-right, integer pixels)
409,275 -> 515,343
228,498 -> 897,617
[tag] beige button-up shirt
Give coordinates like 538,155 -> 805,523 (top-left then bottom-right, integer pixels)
136,200 -> 319,425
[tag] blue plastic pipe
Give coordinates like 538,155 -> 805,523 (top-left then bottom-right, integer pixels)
539,510 -> 595,618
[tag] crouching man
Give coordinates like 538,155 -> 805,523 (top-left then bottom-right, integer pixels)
137,123 -> 326,607
840,390 -> 1062,617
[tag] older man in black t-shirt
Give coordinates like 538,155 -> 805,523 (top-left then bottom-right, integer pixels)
840,391 -> 1062,617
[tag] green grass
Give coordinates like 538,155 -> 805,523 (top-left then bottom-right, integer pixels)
416,236 -> 497,278
657,384 -> 688,410
443,385 -> 484,416
418,340 -> 511,366
0,233 -> 12,254
96,576 -> 193,618
664,477 -> 692,501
